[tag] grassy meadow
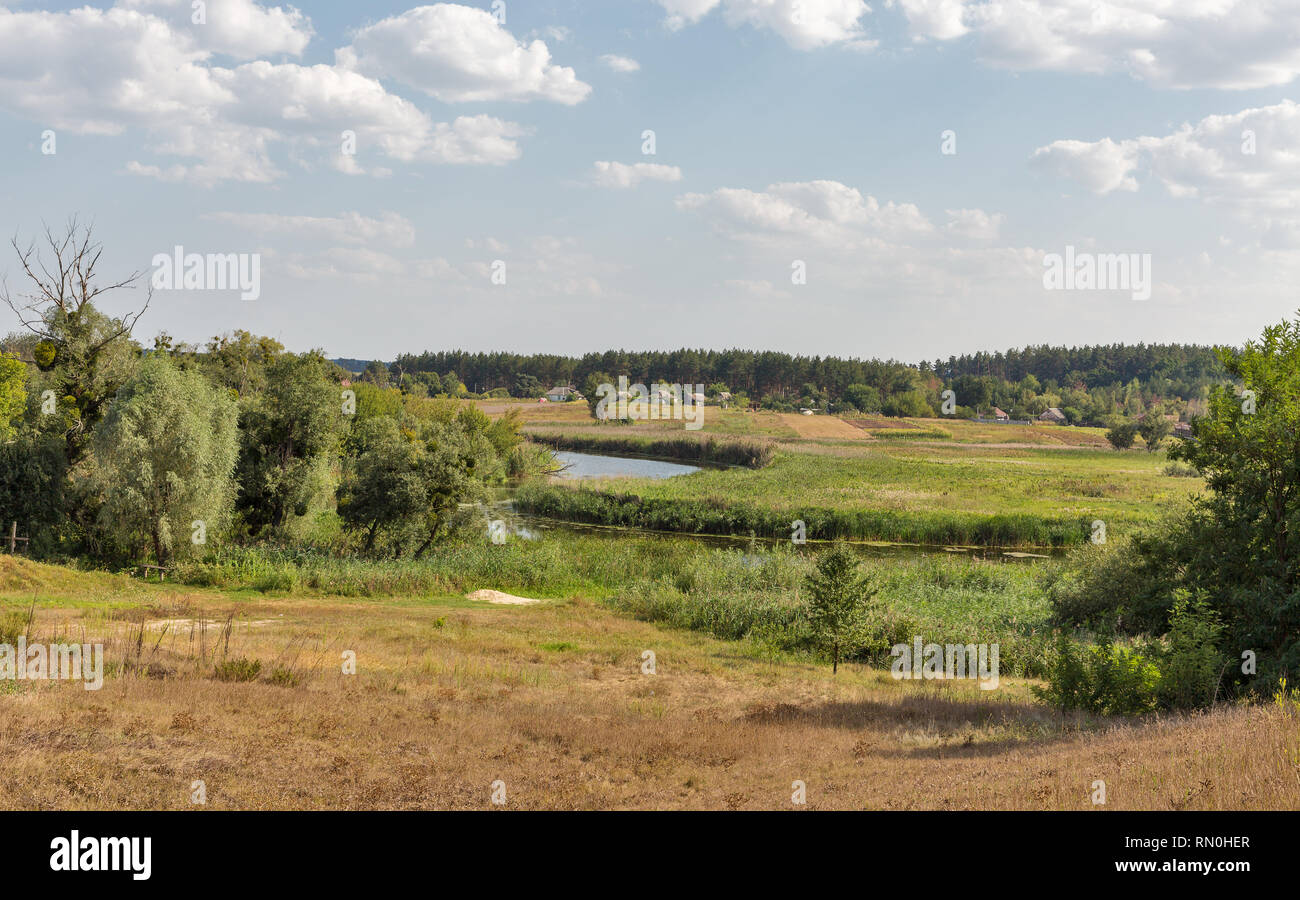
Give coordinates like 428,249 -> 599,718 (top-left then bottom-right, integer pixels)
4,400 -> 1291,811
508,400 -> 1201,547
3,551 -> 1297,810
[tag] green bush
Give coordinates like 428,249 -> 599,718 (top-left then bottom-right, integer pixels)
1155,594 -> 1224,710
1033,631 -> 1160,716
213,657 -> 262,682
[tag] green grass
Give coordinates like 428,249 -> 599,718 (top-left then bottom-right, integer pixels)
517,442 -> 1202,547
168,533 -> 1057,676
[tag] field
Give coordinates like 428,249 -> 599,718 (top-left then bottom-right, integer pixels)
2,402 -> 1281,812
2,552 -> 1296,810
509,401 -> 1201,547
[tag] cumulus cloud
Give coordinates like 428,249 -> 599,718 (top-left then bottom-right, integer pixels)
1030,101 -> 1300,215
944,208 -> 1004,240
0,4 -> 527,184
336,4 -> 591,104
656,0 -> 873,50
120,0 -> 312,58
599,54 -> 641,72
676,180 -> 935,246
898,0 -> 1300,90
1030,138 -> 1144,194
591,161 -> 683,188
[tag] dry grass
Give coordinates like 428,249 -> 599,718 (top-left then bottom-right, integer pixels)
779,413 -> 871,440
0,558 -> 1295,810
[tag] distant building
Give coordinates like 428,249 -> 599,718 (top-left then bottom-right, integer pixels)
545,385 -> 575,402
991,407 -> 1009,421
717,391 -> 732,408
1173,422 -> 1193,438
1039,407 -> 1067,424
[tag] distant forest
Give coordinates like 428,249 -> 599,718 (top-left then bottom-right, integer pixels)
343,343 -> 1233,427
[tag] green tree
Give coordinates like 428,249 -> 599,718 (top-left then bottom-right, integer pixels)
1167,312 -> 1300,674
337,415 -> 501,555
235,353 -> 341,532
582,371 -> 614,420
0,352 -> 26,441
843,383 -> 881,414
1105,421 -> 1139,449
1,222 -> 149,465
360,360 -> 390,387
512,373 -> 543,398
336,420 -> 425,552
91,356 -> 238,564
804,543 -> 878,673
1138,414 -> 1171,452
202,331 -> 283,397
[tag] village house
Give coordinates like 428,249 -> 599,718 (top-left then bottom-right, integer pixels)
991,407 -> 1009,422
1039,407 -> 1067,424
545,385 -> 576,403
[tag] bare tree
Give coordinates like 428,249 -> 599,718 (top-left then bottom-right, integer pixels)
1,218 -> 151,345
1,219 -> 152,462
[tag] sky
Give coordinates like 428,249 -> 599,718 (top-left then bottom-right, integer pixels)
2,0 -> 1300,363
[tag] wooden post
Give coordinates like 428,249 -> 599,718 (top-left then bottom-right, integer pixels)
6,522 -> 29,554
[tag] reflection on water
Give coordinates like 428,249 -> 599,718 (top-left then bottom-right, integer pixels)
553,450 -> 702,480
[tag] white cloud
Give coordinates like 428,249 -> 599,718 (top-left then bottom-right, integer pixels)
0,5 -> 527,184
899,0 -> 1300,90
896,0 -> 967,41
204,211 -> 416,247
337,3 -> 591,104
677,180 -> 935,245
1030,138 -> 1143,194
656,0 -> 872,50
120,0 -> 313,59
1030,101 -> 1300,216
599,54 -> 641,73
944,208 -> 1003,240
591,161 -> 683,188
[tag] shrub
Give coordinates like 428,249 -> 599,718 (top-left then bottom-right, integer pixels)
269,664 -> 301,687
1155,594 -> 1224,710
1033,631 -> 1160,716
213,657 -> 262,682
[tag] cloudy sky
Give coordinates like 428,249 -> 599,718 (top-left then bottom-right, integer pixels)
2,0 -> 1299,362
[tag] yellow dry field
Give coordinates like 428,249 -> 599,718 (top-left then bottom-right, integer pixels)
777,413 -> 872,441
1,557 -> 1296,810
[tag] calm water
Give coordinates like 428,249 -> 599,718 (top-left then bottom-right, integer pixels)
553,450 -> 702,480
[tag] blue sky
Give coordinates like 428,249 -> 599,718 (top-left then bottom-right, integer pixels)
3,0 -> 1299,361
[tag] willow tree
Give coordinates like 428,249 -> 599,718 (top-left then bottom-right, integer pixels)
92,354 -> 238,564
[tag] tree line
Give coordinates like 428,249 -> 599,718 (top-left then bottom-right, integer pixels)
382,342 -> 1231,426
0,223 -> 529,564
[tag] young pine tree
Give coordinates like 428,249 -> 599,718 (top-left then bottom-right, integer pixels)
804,543 -> 877,674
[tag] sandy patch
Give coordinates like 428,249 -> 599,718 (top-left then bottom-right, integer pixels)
467,589 -> 544,606
144,617 -> 281,631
